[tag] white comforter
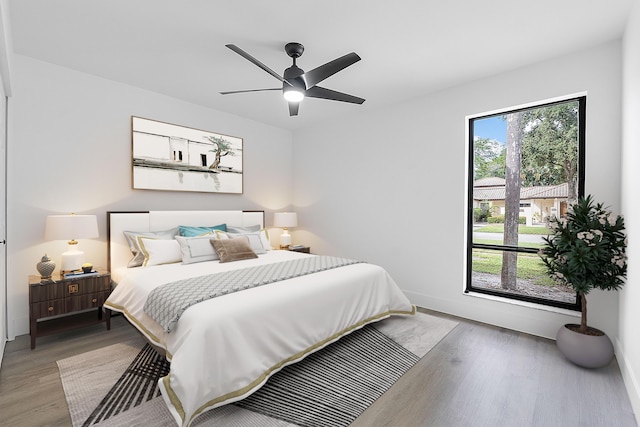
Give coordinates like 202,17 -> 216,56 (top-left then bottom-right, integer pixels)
104,250 -> 415,426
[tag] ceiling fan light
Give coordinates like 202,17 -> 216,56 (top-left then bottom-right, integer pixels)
283,88 -> 304,103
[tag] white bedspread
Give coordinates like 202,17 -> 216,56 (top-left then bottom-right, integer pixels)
104,250 -> 415,426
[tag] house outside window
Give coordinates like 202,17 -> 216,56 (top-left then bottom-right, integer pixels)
466,95 -> 586,310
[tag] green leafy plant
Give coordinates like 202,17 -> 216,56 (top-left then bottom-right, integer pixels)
539,195 -> 627,334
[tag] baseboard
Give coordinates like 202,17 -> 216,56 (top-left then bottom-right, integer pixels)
0,337 -> 5,369
614,338 -> 640,421
403,289 -> 578,340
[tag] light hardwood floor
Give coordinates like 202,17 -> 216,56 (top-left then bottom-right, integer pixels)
0,309 -> 637,427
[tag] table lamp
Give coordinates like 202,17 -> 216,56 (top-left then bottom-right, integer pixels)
45,214 -> 99,275
273,212 -> 297,249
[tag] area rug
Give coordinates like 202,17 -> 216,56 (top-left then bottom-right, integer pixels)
58,312 -> 457,427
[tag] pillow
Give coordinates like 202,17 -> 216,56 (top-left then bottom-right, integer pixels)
175,235 -> 220,264
179,224 -> 227,237
260,228 -> 271,250
215,230 -> 267,254
123,227 -> 179,268
226,225 -> 261,233
137,237 -> 182,267
227,225 -> 271,250
210,236 -> 258,263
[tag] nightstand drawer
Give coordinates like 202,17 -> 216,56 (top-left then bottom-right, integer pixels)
30,282 -> 67,302
31,299 -> 66,319
67,291 -> 109,312
30,276 -> 110,302
66,276 -> 111,294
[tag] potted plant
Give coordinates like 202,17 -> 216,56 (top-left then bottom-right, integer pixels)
539,195 -> 627,368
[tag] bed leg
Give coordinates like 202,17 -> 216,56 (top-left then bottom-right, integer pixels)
104,307 -> 111,330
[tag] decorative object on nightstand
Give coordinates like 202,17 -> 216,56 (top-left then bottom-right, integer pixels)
45,213 -> 99,276
36,254 -> 56,280
29,268 -> 111,349
82,262 -> 94,274
288,245 -> 310,254
273,212 -> 298,249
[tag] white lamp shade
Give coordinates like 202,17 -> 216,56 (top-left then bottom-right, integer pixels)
45,214 -> 99,241
273,212 -> 298,228
45,214 -> 99,272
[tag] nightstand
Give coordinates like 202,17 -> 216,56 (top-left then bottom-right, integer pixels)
29,269 -> 111,349
288,246 -> 310,254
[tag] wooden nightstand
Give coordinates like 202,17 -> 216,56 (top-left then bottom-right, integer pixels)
29,269 -> 111,349
288,246 -> 310,254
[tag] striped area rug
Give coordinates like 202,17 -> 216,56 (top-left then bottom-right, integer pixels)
81,343 -> 168,425
234,325 -> 419,427
58,312 -> 458,426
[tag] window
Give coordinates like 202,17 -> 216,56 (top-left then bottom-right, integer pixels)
466,96 -> 585,310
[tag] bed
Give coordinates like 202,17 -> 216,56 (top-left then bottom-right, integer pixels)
104,210 -> 415,426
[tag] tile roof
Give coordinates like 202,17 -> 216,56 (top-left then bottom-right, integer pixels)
473,177 -> 506,187
473,182 -> 568,201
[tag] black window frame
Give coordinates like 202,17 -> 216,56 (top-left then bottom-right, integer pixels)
466,95 -> 586,311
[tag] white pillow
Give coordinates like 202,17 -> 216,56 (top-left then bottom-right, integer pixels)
137,237 -> 182,267
123,227 -> 179,267
175,235 -> 219,264
227,225 -> 271,251
260,229 -> 271,250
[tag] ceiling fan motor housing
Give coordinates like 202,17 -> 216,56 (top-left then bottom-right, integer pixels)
284,42 -> 305,59
283,65 -> 305,89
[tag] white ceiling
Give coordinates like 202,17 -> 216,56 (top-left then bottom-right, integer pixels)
7,0 -> 634,131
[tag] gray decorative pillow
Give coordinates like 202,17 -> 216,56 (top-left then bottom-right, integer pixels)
210,236 -> 258,263
175,235 -> 220,264
123,227 -> 179,268
226,225 -> 261,233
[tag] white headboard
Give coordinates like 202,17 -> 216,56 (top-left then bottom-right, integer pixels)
107,210 -> 265,273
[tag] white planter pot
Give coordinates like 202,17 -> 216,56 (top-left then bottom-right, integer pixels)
556,324 -> 614,368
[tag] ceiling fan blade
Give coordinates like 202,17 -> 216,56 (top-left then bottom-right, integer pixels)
305,86 -> 365,104
302,52 -> 361,89
288,102 -> 300,116
225,44 -> 286,84
220,88 -> 280,95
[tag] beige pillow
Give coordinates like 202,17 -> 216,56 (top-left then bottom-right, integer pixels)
210,236 -> 258,263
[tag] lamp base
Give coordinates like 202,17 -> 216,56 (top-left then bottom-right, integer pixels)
61,242 -> 85,274
280,228 -> 292,249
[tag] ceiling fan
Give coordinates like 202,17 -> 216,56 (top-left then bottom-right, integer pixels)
220,42 -> 365,116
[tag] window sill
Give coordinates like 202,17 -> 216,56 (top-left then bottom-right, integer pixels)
464,290 -> 581,317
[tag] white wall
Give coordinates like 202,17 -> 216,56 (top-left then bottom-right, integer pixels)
620,0 -> 640,416
0,0 -> 10,365
293,41 -> 622,340
6,55 -> 293,338
0,65 -> 5,366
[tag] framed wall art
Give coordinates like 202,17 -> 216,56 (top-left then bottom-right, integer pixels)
132,116 -> 243,194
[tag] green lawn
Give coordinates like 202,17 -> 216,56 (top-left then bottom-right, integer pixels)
475,224 -> 552,235
472,248 -> 555,286
472,223 -> 555,287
